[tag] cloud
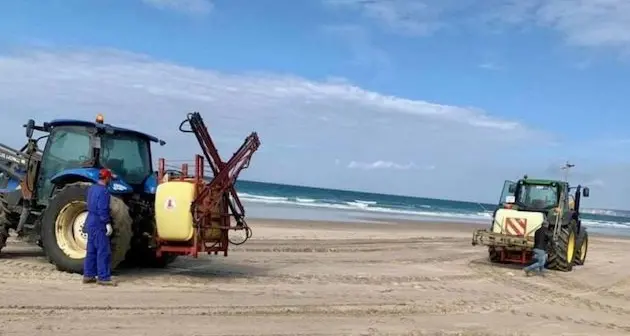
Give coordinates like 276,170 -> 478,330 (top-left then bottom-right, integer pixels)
491,0 -> 630,52
140,0 -> 213,15
347,160 -> 419,170
478,62 -> 503,71
321,24 -> 392,75
0,47 -> 558,204
325,0 -> 630,54
324,0 -> 453,36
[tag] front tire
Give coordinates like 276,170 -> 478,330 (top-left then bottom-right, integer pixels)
40,182 -> 133,274
574,228 -> 588,266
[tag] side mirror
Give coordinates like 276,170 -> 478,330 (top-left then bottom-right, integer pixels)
24,119 -> 35,139
159,140 -> 166,146
508,184 -> 516,193
583,187 -> 590,198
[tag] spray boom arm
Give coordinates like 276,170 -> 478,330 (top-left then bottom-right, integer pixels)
177,112 -> 259,226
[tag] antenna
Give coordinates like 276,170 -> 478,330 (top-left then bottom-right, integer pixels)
561,161 -> 575,182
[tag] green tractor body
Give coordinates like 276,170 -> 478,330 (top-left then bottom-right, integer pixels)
472,176 -> 590,272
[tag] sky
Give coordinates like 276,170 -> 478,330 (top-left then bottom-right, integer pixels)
0,0 -> 629,208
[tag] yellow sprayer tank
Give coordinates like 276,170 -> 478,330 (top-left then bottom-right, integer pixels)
493,208 -> 545,238
154,181 -> 196,242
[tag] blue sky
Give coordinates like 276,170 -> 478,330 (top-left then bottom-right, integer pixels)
0,0 -> 629,208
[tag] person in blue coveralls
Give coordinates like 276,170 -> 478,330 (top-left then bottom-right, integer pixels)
82,168 -> 117,286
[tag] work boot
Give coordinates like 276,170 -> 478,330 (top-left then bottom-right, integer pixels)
523,269 -> 533,277
82,277 -> 97,284
97,279 -> 118,287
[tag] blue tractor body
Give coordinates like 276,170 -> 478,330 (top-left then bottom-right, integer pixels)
0,177 -> 22,193
49,167 -> 158,195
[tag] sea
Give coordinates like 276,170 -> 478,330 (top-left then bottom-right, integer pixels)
235,180 -> 630,237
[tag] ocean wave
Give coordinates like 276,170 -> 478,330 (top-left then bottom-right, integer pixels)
237,191 -> 630,230
238,192 -> 492,221
582,208 -> 630,218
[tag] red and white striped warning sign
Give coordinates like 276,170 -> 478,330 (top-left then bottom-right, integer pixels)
504,217 -> 527,236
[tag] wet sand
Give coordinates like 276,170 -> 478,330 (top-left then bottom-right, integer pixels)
0,218 -> 629,336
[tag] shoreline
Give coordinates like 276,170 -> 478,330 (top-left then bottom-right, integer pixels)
243,201 -> 630,238
247,215 -> 630,240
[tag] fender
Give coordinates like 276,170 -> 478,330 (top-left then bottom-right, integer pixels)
143,173 -> 157,194
50,168 -> 134,194
0,177 -> 21,193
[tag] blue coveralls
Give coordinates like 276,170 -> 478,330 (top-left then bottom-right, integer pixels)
83,184 -> 112,281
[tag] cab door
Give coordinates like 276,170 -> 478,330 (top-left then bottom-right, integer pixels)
498,180 -> 516,205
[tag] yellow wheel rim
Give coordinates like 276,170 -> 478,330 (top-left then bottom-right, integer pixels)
567,230 -> 576,262
55,201 -> 89,259
580,238 -> 587,259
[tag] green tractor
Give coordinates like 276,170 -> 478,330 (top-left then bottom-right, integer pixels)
472,176 -> 590,272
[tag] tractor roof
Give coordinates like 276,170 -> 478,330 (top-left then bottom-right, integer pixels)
520,178 -> 566,186
47,119 -> 159,142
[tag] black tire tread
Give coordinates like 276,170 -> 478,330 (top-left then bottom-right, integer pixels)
109,194 -> 134,270
0,194 -> 10,252
574,228 -> 588,266
40,182 -> 133,274
546,222 -> 577,272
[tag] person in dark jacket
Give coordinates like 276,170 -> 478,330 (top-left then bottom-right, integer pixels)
82,168 -> 116,286
523,220 -> 551,276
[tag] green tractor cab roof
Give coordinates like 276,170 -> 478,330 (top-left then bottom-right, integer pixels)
520,179 -> 566,186
46,119 -> 160,143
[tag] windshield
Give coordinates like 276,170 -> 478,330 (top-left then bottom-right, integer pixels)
37,126 -> 93,203
100,133 -> 152,185
516,184 -> 558,209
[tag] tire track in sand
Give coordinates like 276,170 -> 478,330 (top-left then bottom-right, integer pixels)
508,308 -> 630,333
0,291 -> 538,318
468,259 -> 630,316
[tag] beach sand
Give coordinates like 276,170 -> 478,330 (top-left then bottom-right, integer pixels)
0,218 -> 629,336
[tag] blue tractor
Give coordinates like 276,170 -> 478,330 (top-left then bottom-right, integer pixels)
0,114 -> 176,273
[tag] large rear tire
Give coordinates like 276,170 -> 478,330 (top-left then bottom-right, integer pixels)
574,228 -> 588,266
547,221 -> 577,272
40,182 -> 133,274
0,194 -> 10,252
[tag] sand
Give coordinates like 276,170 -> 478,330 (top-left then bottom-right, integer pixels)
0,218 -> 629,336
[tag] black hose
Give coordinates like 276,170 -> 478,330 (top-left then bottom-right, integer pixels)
178,113 -> 194,133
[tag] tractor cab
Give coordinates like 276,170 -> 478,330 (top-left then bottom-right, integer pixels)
498,176 -> 589,215
22,114 -> 166,204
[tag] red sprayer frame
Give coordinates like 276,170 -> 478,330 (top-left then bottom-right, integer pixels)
155,112 -> 260,258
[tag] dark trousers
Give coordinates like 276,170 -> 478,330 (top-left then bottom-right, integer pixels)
83,226 -> 111,281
